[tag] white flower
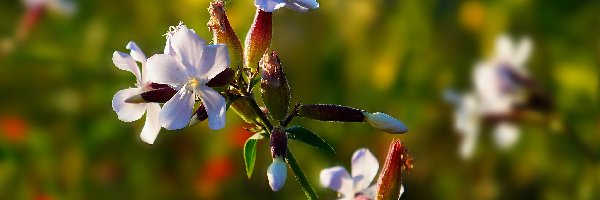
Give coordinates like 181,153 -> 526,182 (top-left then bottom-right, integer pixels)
255,0 -> 319,12
363,112 -> 408,134
146,24 -> 229,130
112,42 -> 162,144
267,157 -> 287,191
493,122 -> 520,151
320,148 -> 380,199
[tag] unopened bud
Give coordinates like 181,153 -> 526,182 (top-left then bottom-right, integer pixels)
298,104 -> 365,122
267,157 -> 287,191
125,86 -> 177,103
376,139 -> 412,200
188,104 -> 208,127
270,127 -> 288,159
260,51 -> 291,121
363,112 -> 408,134
230,97 -> 261,125
208,0 -> 243,69
244,9 -> 272,71
205,68 -> 235,87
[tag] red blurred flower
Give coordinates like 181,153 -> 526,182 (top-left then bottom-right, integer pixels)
0,116 -> 28,143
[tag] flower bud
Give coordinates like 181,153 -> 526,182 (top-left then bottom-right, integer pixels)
188,104 -> 208,127
125,85 -> 177,103
205,68 -> 235,87
270,127 -> 288,159
376,139 -> 412,200
208,0 -> 243,69
298,104 -> 365,122
230,97 -> 261,125
363,112 -> 408,134
267,157 -> 287,191
244,9 -> 272,72
260,51 -> 291,121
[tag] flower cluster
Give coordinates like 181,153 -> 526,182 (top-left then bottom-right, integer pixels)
112,0 -> 412,198
446,34 -> 551,159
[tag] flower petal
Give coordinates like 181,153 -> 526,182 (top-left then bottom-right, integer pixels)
291,0 -> 319,9
351,148 -> 379,192
513,37 -> 532,68
140,103 -> 161,144
159,88 -> 195,130
255,0 -> 286,12
126,41 -> 147,63
195,85 -> 226,130
319,166 -> 354,198
171,26 -> 206,72
495,34 -> 513,62
113,51 -> 141,84
112,88 -> 146,122
146,54 -> 189,87
196,44 -> 230,81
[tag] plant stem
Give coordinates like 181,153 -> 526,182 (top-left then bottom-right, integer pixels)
245,96 -> 318,199
286,148 -> 319,200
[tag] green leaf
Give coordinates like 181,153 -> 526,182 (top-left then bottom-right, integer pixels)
286,126 -> 335,154
243,132 -> 265,178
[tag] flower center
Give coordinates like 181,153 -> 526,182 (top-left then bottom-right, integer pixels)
185,78 -> 201,92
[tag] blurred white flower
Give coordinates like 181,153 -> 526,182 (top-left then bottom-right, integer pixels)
255,0 -> 319,12
447,34 -> 533,159
146,24 -> 229,131
320,148 -> 388,200
112,42 -> 162,144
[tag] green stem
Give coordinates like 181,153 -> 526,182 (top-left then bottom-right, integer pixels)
286,148 -> 319,200
245,96 -> 318,199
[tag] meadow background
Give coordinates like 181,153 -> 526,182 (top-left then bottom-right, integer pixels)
0,0 -> 598,199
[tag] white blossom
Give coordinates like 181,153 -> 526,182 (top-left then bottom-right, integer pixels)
320,148 -> 402,200
267,157 -> 287,191
146,24 -> 229,131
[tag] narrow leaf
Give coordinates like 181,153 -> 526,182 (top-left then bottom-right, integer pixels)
244,132 -> 264,178
286,126 -> 335,154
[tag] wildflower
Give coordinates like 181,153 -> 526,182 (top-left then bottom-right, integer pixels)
267,127 -> 288,191
255,0 -> 319,12
112,42 -> 162,144
146,24 -> 229,130
320,148 -> 379,199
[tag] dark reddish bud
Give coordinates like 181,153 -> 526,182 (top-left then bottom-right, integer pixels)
260,51 -> 291,122
298,104 -> 365,122
244,9 -> 272,72
270,126 -> 288,159
376,139 -> 413,200
208,0 -> 243,69
206,68 -> 235,87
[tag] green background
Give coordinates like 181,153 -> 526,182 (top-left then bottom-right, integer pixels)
0,0 -> 598,199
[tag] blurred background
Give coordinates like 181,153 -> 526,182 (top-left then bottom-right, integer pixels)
0,0 -> 598,199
